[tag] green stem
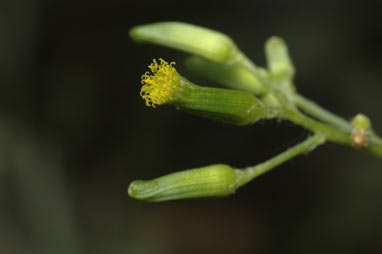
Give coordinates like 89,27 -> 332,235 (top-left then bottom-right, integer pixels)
283,110 -> 350,145
236,134 -> 325,187
238,55 -> 382,158
237,53 -> 351,132
367,133 -> 382,158
292,95 -> 382,157
283,110 -> 382,157
294,94 -> 352,132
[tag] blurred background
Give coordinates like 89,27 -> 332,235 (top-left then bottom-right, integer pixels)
1,0 -> 382,253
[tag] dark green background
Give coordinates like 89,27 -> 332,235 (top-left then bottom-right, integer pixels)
1,0 -> 382,253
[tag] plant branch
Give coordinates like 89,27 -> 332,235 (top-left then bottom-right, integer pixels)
236,134 -> 326,188
283,110 -> 382,158
293,93 -> 352,132
282,110 -> 350,144
236,53 -> 382,158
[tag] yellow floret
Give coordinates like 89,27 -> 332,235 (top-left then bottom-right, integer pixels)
140,58 -> 180,107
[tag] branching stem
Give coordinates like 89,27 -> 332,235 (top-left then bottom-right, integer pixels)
241,57 -> 382,158
236,134 -> 325,187
293,93 -> 352,132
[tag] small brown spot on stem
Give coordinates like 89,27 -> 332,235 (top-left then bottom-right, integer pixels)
351,129 -> 369,149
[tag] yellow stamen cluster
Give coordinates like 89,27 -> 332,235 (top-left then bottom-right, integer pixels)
140,58 -> 180,107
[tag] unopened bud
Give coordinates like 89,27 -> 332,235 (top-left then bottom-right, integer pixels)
128,164 -> 244,202
185,56 -> 267,95
265,36 -> 295,78
130,22 -> 241,64
352,113 -> 371,130
351,114 -> 372,148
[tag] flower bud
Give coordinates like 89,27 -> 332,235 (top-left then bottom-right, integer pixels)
351,114 -> 372,148
129,22 -> 241,64
128,164 -> 244,202
265,36 -> 295,78
352,113 -> 371,130
185,56 -> 267,95
140,59 -> 268,125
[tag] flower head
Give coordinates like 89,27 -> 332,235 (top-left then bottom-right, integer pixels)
140,58 -> 180,107
139,59 -> 268,125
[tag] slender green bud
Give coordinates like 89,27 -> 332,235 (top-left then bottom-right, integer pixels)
140,59 -> 268,125
128,164 -> 244,202
185,56 -> 267,95
265,36 -> 295,78
129,22 -> 242,64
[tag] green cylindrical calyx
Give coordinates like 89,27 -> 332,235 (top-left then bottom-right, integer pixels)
128,164 -> 244,202
175,76 -> 267,125
129,22 -> 242,64
185,56 -> 267,95
140,59 -> 268,126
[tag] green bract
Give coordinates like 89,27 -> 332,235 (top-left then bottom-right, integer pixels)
128,164 -> 244,202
